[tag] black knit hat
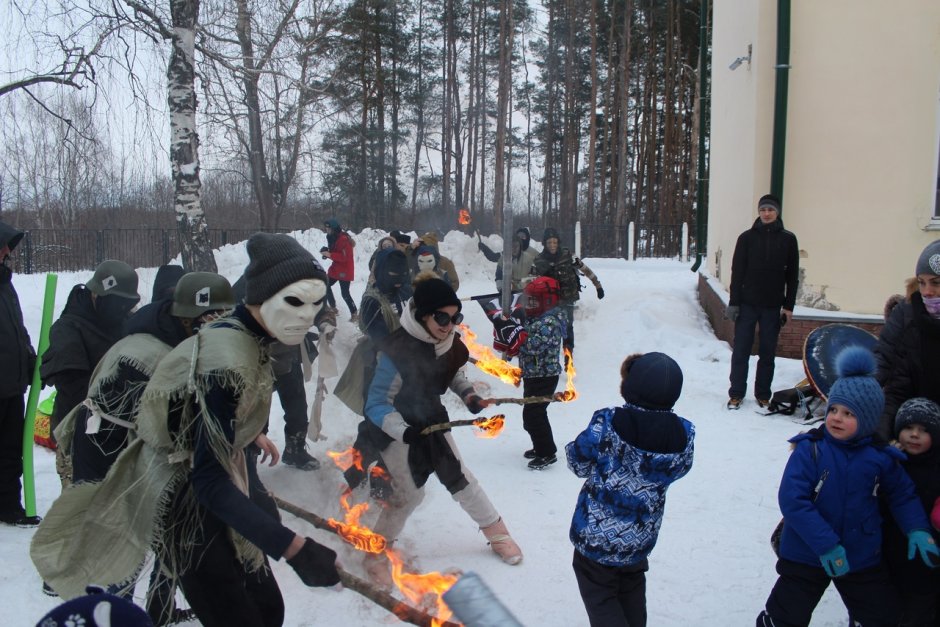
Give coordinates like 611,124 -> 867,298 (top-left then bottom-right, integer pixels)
620,352 -> 683,410
390,230 -> 411,245
542,227 -> 560,246
244,233 -> 327,305
413,275 -> 461,321
895,397 -> 940,443
152,264 -> 186,301
757,194 -> 781,212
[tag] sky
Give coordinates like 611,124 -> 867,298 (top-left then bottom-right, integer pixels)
2,228 -> 855,625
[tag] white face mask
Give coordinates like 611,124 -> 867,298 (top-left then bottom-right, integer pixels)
259,279 -> 327,345
417,254 -> 436,273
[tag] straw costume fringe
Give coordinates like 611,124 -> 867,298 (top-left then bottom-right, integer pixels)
31,316 -> 274,598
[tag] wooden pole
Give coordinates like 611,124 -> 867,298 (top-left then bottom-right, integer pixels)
274,496 -> 461,627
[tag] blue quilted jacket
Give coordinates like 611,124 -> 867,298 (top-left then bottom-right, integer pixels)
567,405 -> 695,566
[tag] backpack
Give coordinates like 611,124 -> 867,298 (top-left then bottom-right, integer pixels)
766,380 -> 821,420
546,250 -> 582,302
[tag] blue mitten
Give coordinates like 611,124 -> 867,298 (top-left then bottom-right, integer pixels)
907,530 -> 940,567
820,544 -> 849,578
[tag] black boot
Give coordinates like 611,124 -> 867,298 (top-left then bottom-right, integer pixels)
283,434 -> 320,471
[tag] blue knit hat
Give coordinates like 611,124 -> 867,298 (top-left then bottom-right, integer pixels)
826,346 -> 884,439
621,352 -> 684,410
36,586 -> 153,626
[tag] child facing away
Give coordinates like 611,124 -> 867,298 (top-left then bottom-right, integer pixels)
883,397 -> 940,626
566,352 -> 694,627
757,347 -> 940,627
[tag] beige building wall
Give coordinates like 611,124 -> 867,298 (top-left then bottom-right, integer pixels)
708,0 -> 940,315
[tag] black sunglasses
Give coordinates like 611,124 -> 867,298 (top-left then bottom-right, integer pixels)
431,310 -> 463,327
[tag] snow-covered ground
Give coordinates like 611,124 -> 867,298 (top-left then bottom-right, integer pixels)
2,228 -> 851,625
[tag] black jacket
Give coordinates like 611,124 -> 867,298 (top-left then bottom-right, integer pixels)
40,285 -> 125,431
874,293 -> 940,439
729,217 -> 799,310
0,222 -> 33,397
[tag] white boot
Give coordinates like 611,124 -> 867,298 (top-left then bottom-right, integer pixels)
481,518 -> 523,565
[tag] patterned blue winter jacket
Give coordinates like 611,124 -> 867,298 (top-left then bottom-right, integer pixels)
778,428 -> 929,571
566,405 -> 695,567
519,306 -> 567,378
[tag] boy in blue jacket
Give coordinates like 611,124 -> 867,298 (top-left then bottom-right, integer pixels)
758,347 -> 940,627
567,352 -> 694,627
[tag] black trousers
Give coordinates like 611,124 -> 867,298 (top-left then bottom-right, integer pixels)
522,375 -> 559,457
71,406 -> 131,484
572,549 -> 648,627
326,278 -> 357,315
758,558 -> 899,627
729,304 -> 782,401
273,360 -> 308,439
0,395 -> 25,516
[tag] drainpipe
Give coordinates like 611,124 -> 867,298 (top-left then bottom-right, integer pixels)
690,0 -> 710,272
769,0 -> 791,206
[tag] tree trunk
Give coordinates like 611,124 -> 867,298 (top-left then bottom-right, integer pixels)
169,0 -> 216,272
492,0 -> 513,228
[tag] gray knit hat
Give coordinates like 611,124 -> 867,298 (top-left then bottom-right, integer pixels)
915,240 -> 940,277
244,233 -> 327,305
895,397 -> 940,442
757,194 -> 781,212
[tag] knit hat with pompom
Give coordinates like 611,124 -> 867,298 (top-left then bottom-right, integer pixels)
826,346 -> 884,440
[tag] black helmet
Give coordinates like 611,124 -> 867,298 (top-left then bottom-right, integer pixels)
86,260 -> 140,301
171,272 -> 236,318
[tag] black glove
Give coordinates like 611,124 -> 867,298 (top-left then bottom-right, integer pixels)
402,426 -> 422,444
596,286 -> 605,299
287,538 -> 340,587
465,394 -> 486,415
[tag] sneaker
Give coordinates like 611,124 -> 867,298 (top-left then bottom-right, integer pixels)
42,581 -> 58,597
349,312 -> 360,323
283,435 -> 321,471
523,449 -> 537,459
165,608 -> 196,626
0,507 -> 39,527
527,454 -> 557,470
727,398 -> 743,410
756,399 -> 770,409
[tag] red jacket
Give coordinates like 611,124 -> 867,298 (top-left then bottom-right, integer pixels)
327,231 -> 355,281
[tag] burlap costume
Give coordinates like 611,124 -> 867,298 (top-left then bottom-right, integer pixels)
31,316 -> 273,599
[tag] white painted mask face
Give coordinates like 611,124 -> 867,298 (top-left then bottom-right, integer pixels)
417,253 -> 436,273
259,279 -> 327,345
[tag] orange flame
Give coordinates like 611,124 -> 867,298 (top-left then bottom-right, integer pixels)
473,414 -> 505,438
388,548 -> 459,626
327,448 -> 460,624
556,347 -> 578,401
459,324 -> 521,386
458,208 -> 471,225
327,487 -> 387,553
326,447 -> 363,472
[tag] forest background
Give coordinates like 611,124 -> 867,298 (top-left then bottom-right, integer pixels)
0,0 -> 708,268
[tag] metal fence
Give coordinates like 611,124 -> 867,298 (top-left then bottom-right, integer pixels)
9,228 -> 295,274
8,224 -> 698,274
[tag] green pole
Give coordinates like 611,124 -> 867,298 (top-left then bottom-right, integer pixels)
690,0 -> 710,272
22,273 -> 57,520
769,0 -> 791,204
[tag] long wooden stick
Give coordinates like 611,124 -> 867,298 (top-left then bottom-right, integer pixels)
420,418 -> 480,435
486,394 -> 561,406
274,496 -> 461,627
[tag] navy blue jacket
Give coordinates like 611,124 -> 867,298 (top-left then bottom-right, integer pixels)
778,428 -> 928,571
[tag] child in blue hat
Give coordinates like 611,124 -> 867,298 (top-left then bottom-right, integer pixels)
757,347 -> 940,626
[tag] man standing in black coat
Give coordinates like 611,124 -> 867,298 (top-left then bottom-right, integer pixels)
725,194 -> 799,410
0,221 -> 37,526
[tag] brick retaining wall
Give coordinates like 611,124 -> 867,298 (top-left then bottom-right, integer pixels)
697,273 -> 883,360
